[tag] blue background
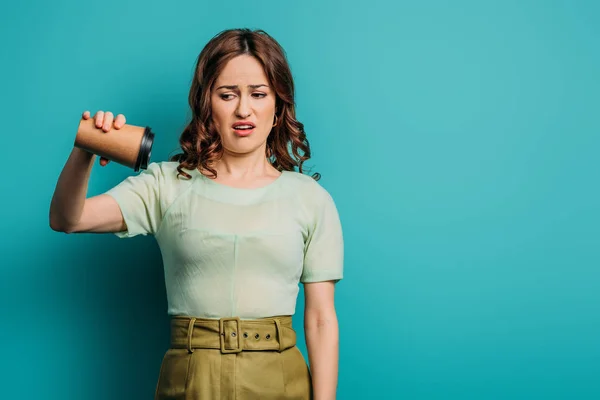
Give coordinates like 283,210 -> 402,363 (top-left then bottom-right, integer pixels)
1,0 -> 599,398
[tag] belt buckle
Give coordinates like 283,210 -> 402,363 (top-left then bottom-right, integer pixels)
219,317 -> 242,354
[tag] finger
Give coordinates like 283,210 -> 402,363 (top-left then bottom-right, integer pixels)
82,110 -> 91,119
102,111 -> 114,132
95,111 -> 105,129
100,157 -> 110,166
114,114 -> 126,129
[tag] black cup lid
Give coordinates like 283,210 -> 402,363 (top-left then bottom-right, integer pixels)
135,127 -> 155,171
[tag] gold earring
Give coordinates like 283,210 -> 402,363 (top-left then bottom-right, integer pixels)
272,114 -> 278,127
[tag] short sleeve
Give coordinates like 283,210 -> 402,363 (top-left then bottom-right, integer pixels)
104,162 -> 163,238
301,187 -> 344,283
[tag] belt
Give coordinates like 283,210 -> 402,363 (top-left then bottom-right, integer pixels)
169,315 -> 296,354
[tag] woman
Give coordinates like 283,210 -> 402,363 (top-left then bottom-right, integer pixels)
50,28 -> 343,400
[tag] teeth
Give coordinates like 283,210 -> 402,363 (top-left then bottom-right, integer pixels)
235,125 -> 253,129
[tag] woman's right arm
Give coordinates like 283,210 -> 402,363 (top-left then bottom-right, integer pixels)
49,110 -> 127,234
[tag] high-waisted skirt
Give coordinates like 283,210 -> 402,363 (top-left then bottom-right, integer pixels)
154,315 -> 312,400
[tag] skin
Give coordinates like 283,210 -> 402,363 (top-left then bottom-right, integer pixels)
206,54 -> 282,188
50,54 -> 339,400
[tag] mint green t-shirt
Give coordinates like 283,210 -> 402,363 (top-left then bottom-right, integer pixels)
105,161 -> 344,319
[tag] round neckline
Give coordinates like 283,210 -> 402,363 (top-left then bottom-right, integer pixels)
193,168 -> 288,193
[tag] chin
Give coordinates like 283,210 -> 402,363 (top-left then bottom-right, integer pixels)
223,142 -> 265,155
223,133 -> 268,152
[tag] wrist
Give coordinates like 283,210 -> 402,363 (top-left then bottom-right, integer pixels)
72,146 -> 95,160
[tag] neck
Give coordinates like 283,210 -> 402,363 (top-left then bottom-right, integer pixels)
213,147 -> 276,179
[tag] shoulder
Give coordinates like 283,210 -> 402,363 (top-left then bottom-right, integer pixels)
145,160 -> 184,175
134,162 -> 198,203
282,170 -> 336,205
283,170 -> 324,190
143,161 -> 198,182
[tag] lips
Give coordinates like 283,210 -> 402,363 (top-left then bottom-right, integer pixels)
232,121 -> 256,137
232,121 -> 256,129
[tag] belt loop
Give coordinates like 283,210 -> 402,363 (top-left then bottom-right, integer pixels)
187,318 -> 196,353
274,318 -> 284,352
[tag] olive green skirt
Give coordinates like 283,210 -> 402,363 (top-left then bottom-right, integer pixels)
154,315 -> 312,400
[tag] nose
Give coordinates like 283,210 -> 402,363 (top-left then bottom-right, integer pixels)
235,95 -> 252,118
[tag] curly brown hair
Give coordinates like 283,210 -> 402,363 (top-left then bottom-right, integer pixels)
169,28 -> 319,181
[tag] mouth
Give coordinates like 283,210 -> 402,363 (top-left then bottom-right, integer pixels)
232,121 -> 256,137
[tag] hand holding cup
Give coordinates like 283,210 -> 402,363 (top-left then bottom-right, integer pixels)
75,110 -> 154,171
81,110 -> 127,167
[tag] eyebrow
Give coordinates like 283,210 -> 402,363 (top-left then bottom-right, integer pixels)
215,84 -> 269,91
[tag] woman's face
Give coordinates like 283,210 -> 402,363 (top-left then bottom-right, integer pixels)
211,54 -> 276,156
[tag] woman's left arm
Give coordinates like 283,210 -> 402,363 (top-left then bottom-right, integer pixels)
304,280 -> 339,400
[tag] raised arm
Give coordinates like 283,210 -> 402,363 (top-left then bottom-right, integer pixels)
49,110 -> 126,234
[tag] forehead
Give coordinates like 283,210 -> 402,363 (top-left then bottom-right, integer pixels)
215,55 -> 268,84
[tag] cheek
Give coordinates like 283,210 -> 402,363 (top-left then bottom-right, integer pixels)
213,116 -> 221,130
258,103 -> 276,126
210,103 -> 228,130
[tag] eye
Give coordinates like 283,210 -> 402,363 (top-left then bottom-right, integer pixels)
252,92 -> 267,98
220,94 -> 235,100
